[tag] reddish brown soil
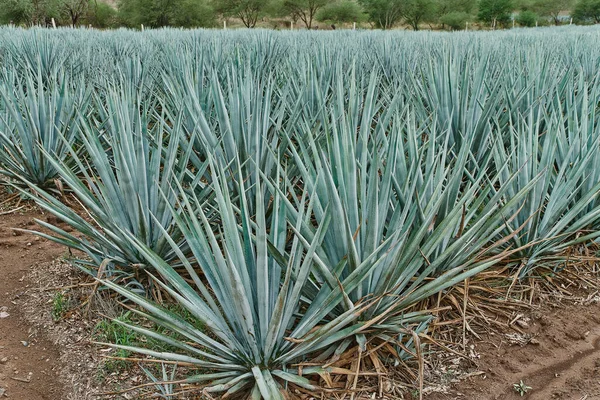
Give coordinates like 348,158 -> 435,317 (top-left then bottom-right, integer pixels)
0,208 -> 67,399
427,299 -> 600,400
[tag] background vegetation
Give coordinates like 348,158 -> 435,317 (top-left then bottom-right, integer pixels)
0,0 -> 597,30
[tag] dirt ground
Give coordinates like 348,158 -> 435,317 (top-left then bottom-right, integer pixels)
0,208 -> 67,399
426,295 -> 600,399
1,204 -> 600,399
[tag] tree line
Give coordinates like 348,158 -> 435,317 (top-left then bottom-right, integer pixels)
1,0 -> 599,30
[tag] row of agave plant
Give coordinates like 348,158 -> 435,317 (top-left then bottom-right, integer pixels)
1,27 -> 600,398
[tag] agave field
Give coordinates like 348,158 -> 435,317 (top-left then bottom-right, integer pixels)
1,26 -> 600,399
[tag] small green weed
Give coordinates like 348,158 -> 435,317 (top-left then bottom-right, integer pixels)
146,304 -> 205,352
94,312 -> 138,373
93,308 -> 205,375
513,380 -> 532,396
51,292 -> 68,321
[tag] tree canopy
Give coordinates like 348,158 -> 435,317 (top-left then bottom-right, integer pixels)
573,0 -> 600,22
478,0 -> 514,27
213,0 -> 268,28
279,0 -> 328,28
402,0 -> 437,30
358,0 -> 403,29
119,0 -> 214,27
0,0 -> 591,30
533,0 -> 573,24
317,1 -> 365,24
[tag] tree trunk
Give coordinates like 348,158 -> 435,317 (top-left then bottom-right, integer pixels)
300,11 -> 311,29
70,11 -> 79,26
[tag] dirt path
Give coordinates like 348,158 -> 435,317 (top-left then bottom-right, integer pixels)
0,210 -> 67,399
427,299 -> 600,400
520,330 -> 600,399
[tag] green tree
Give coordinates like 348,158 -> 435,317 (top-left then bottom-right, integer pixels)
437,0 -> 477,15
517,9 -> 538,24
33,0 -> 61,24
280,0 -> 329,28
402,0 -> 436,30
118,0 -> 214,27
532,0 -> 572,24
439,10 -> 472,29
573,0 -> 600,22
478,0 -> 514,27
2,0 -> 120,26
436,0 -> 476,27
118,0 -> 168,26
0,0 -> 32,24
172,0 -> 214,27
358,0 -> 402,29
86,0 -> 118,27
213,0 -> 267,27
143,0 -> 174,26
317,0 -> 365,24
116,0 -> 137,25
0,0 -> 63,25
61,0 -> 88,25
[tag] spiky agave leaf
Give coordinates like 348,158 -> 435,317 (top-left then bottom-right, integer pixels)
97,158 -> 391,399
171,66 -> 288,216
555,73 -> 600,227
19,88 -> 201,276
491,109 -> 600,276
0,69 -> 88,190
271,70 -> 541,354
410,47 -> 502,163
